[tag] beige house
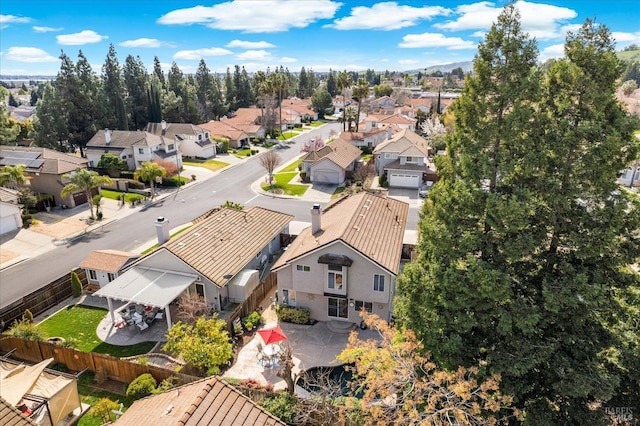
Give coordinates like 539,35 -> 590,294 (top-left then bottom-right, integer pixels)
223,108 -> 266,139
115,377 -> 284,425
95,207 -> 293,328
300,138 -> 361,185
199,120 -> 250,149
145,121 -> 215,159
273,193 -> 409,323
0,146 -> 89,208
79,249 -> 141,292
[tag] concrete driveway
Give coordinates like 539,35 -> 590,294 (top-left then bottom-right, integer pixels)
387,187 -> 423,207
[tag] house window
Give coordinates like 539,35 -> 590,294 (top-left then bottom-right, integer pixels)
328,298 -> 348,318
168,144 -> 175,151
189,282 -> 205,299
385,153 -> 391,159
138,148 -> 144,154
282,289 -> 296,306
354,300 -> 373,313
405,156 -> 416,163
107,273 -> 116,282
374,274 -> 385,292
89,270 -> 97,280
296,265 -> 311,272
122,155 -> 127,159
328,265 -> 344,290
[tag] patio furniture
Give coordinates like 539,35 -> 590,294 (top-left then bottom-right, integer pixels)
137,321 -> 149,332
262,344 -> 281,367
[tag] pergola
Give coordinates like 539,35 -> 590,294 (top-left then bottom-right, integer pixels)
94,266 -> 198,329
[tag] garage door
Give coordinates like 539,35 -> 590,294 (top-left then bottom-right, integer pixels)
389,173 -> 420,188
314,169 -> 340,184
0,215 -> 19,235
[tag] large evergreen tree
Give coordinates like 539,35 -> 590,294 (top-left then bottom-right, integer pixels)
33,84 -> 69,151
123,55 -> 149,130
396,6 -> 640,425
101,44 -> 128,130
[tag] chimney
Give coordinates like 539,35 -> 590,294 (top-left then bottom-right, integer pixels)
161,120 -> 167,136
311,204 -> 322,234
104,128 -> 111,144
155,216 -> 170,245
387,126 -> 392,140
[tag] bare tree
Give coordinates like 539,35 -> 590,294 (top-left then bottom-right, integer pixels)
260,150 -> 282,184
276,344 -> 297,395
176,292 -> 209,326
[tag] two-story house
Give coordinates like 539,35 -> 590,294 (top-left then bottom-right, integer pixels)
145,121 -> 215,159
85,129 -> 182,172
373,128 -> 437,188
300,138 -> 361,185
273,193 -> 409,323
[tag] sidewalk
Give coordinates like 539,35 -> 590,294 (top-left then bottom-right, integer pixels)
0,162 -> 223,270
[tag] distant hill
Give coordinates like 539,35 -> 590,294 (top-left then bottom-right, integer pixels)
617,49 -> 640,62
405,61 -> 474,75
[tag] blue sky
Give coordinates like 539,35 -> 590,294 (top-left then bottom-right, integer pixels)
1,0 -> 639,76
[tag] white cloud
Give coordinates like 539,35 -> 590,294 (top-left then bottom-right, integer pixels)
157,0 -> 340,33
119,38 -> 171,48
539,43 -> 565,62
398,59 -> 420,65
0,14 -> 31,29
33,26 -> 63,33
236,50 -> 273,61
5,47 -> 58,63
327,2 -> 450,30
226,40 -> 275,49
173,47 -> 233,60
399,33 -> 476,50
57,30 -> 108,45
279,56 -> 297,63
612,31 -> 640,46
435,1 -> 577,40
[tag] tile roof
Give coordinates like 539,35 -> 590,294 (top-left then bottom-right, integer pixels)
86,130 -> 166,149
300,145 -> 333,163
115,377 -> 284,426
319,138 -> 362,169
79,250 -> 141,273
373,128 -> 430,157
273,192 -> 408,274
145,122 -> 206,139
163,206 -> 293,286
0,397 -> 36,426
0,146 -> 88,175
198,121 -> 248,142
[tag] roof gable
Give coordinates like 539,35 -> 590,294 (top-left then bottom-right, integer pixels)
373,128 -> 430,157
80,250 -> 141,273
164,207 -> 293,286
273,193 -> 408,274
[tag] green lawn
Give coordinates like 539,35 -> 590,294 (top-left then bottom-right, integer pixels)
100,189 -> 144,203
261,171 -> 308,196
310,121 -> 324,127
234,148 -> 253,158
183,159 -> 229,172
277,131 -> 300,140
279,159 -> 301,173
37,305 -> 155,357
361,154 -> 372,164
332,186 -> 346,199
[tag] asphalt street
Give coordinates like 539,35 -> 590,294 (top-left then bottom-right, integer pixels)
0,121 -> 420,307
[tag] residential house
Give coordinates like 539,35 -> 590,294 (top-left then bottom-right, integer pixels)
198,120 -> 250,149
361,113 -> 416,133
0,146 -> 89,208
283,97 -> 318,122
145,121 -> 215,159
224,107 -> 266,139
273,193 -> 409,323
114,377 -> 285,425
373,128 -> 437,188
94,207 -> 292,328
300,138 -> 361,185
0,187 -> 23,235
80,249 -> 141,292
369,95 -> 396,113
85,129 -> 183,172
337,128 -> 389,149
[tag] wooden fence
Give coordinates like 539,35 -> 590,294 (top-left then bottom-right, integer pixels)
224,271 -> 278,333
0,336 -> 199,386
0,268 -> 88,331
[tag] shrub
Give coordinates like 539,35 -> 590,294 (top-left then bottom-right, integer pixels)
126,373 -> 157,399
92,397 -> 120,424
21,214 -> 33,227
70,271 -> 83,297
379,173 -> 388,188
276,306 -> 311,324
243,311 -> 263,330
120,171 -> 135,180
153,376 -> 179,394
360,146 -> 373,155
7,319 -> 46,341
262,392 -> 299,423
61,337 -> 78,349
23,309 -> 34,324
162,176 -> 188,187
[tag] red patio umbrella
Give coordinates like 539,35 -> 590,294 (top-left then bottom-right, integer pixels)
257,325 -> 288,346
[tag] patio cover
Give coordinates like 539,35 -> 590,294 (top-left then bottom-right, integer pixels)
0,358 -> 52,406
94,266 -> 198,308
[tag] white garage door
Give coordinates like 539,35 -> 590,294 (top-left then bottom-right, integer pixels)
314,169 -> 340,184
0,215 -> 19,235
389,173 -> 420,188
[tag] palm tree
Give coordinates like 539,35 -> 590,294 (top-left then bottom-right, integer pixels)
134,162 -> 166,200
0,164 -> 30,189
352,78 -> 369,132
336,70 -> 349,132
60,168 -> 113,219
270,73 -> 286,136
